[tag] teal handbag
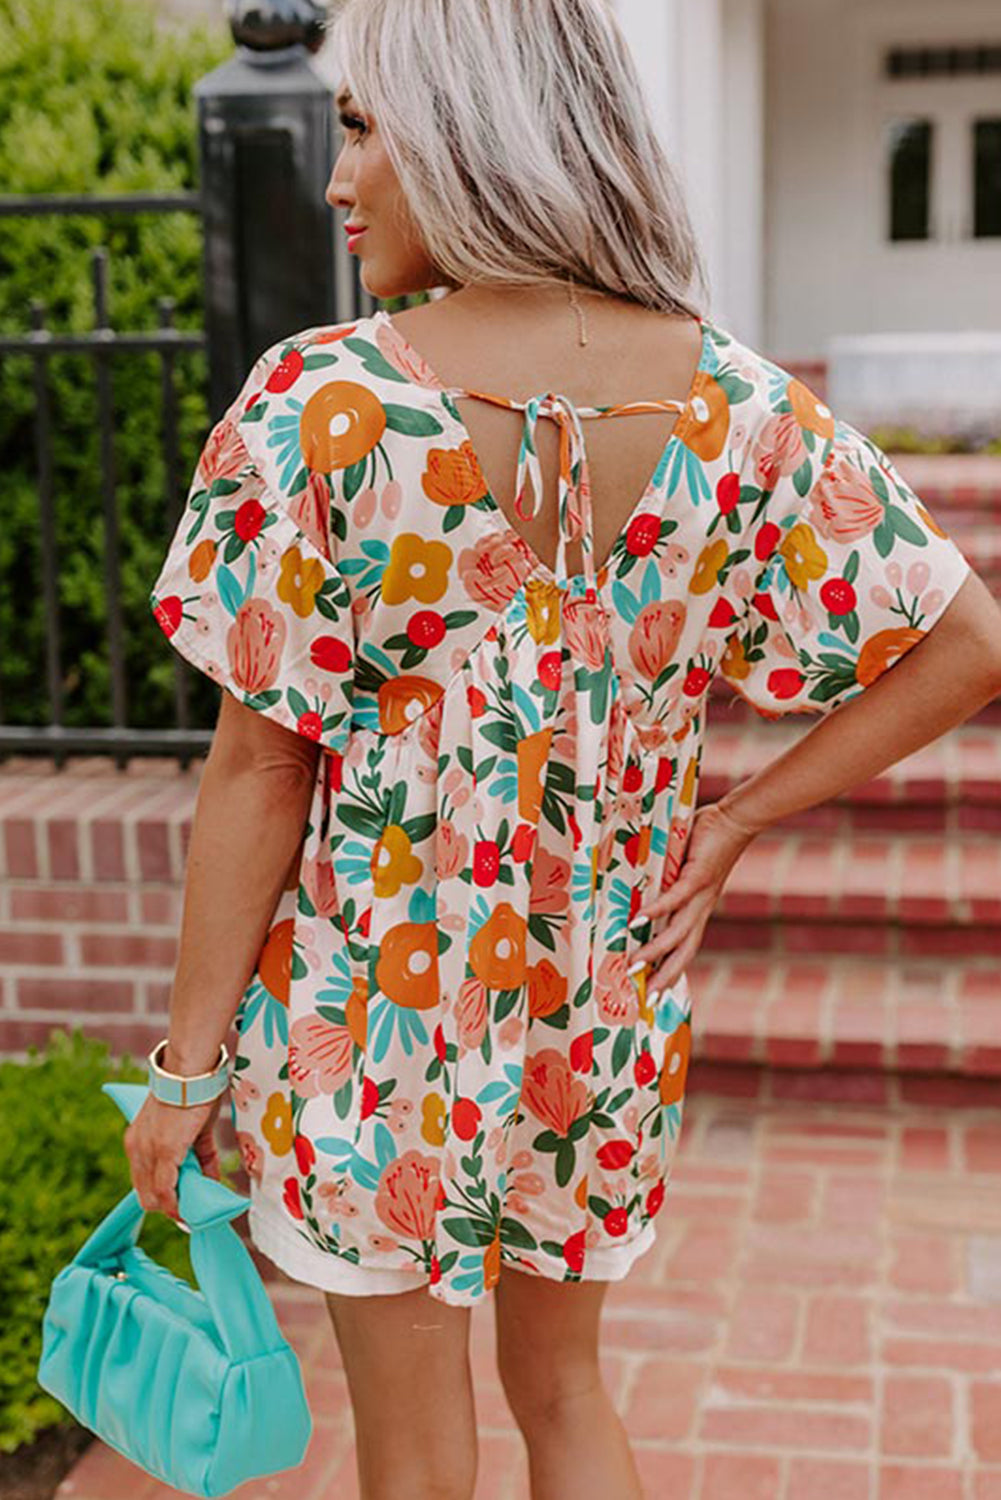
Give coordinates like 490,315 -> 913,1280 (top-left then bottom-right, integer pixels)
36,1082 -> 313,1498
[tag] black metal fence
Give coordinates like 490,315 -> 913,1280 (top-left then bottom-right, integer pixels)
0,192 -> 213,766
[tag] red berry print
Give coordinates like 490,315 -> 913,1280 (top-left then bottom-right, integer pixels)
153,595 -> 182,637
293,1134 -> 316,1175
467,685 -> 487,716
755,522 -> 781,560
624,513 -> 660,557
407,610 -> 446,648
234,498 -> 266,541
360,1075 -> 380,1120
297,710 -> 324,739
473,839 -> 501,887
266,349 -> 304,393
511,823 -> 536,862
752,590 -> 779,622
716,472 -> 741,515
538,651 -> 562,691
634,1051 -> 656,1086
820,577 -> 857,616
604,1206 -> 629,1237
768,667 -> 805,700
646,1181 -> 665,1216
709,597 -> 737,628
596,1140 -> 635,1170
434,1023 -> 448,1063
683,665 -> 710,696
282,1177 -> 304,1219
451,1097 -> 482,1141
311,635 -> 352,673
569,1031 -> 593,1075
563,1228 -> 587,1272
622,763 -> 643,793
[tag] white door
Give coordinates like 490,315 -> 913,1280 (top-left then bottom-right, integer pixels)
871,74 -> 1001,331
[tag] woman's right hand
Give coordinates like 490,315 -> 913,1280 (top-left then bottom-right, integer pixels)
630,798 -> 760,998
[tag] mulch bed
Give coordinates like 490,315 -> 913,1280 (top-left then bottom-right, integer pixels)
0,1424 -> 96,1500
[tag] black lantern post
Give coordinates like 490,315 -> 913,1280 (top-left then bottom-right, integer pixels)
194,1 -> 339,422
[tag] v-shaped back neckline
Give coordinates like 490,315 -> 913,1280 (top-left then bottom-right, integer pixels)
370,307 -> 713,592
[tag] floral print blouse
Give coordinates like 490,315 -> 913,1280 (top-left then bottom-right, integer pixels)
150,306 -> 972,1308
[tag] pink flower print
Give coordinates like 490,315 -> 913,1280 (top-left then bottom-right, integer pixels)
456,977 -> 489,1050
301,855 -> 340,918
376,322 -> 447,390
528,845 -> 571,915
288,1013 -> 354,1097
752,411 -> 807,490
227,598 -> 286,693
563,596 -> 609,669
231,1073 -> 261,1112
387,1097 -> 415,1134
436,818 -> 469,880
200,414 -> 247,484
807,453 -> 884,543
236,1129 -> 265,1182
498,1014 -> 524,1049
521,1048 -> 591,1135
287,471 -> 332,558
596,950 -> 640,1026
316,1176 -> 359,1218
381,479 -> 403,520
628,600 -> 686,680
657,541 -> 690,581
458,531 -> 535,609
352,486 -> 377,529
374,1150 -> 441,1240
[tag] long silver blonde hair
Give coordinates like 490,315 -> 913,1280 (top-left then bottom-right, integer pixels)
325,0 -> 708,317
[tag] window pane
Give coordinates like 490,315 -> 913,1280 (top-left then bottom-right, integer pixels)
888,119 -> 932,240
974,118 -> 1001,237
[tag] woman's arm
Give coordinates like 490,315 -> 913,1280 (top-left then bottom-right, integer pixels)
161,692 -> 321,1076
717,570 -> 1001,837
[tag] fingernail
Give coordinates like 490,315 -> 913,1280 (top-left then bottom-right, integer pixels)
629,916 -> 649,932
627,958 -> 646,976
647,988 -> 661,1006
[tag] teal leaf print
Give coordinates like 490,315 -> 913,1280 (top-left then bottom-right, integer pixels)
611,580 -> 641,624
640,559 -> 661,606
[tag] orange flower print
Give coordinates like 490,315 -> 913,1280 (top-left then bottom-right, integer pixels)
277,544 -> 325,618
787,378 -> 835,440
299,380 -> 386,473
524,578 -> 562,644
226,598 -> 286,693
516,726 -> 554,823
780,521 -> 828,593
374,1150 -> 441,1240
680,374 -> 728,462
527,845 -> 571,915
379,674 -> 445,733
690,538 -> 729,595
527,958 -> 568,1019
469,903 -> 528,990
258,916 -> 295,1004
376,921 -> 440,1009
189,537 -> 216,582
628,600 -> 686,680
421,1091 -> 447,1146
659,1019 -> 691,1106
382,534 -> 453,605
422,439 -> 489,507
521,1048 -> 590,1135
288,1013 -> 354,1097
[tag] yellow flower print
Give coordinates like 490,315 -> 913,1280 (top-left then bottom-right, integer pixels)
780,521 -> 828,593
721,631 -> 750,680
690,538 -> 729,595
260,1090 -> 293,1155
524,578 -> 562,644
372,824 -> 423,898
421,1090 -> 447,1146
277,545 -> 325,618
382,534 -> 453,605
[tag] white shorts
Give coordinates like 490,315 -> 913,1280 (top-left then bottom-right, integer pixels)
248,1203 -> 658,1298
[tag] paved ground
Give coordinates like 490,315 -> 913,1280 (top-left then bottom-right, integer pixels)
56,1066 -> 1001,1500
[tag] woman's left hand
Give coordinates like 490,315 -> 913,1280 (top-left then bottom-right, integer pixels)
123,1089 -> 224,1224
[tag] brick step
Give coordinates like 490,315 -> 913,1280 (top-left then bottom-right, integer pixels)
700,719 -> 1001,832
686,950 -> 1000,1079
698,827 -> 1001,960
708,679 -> 1001,729
890,453 -> 1001,515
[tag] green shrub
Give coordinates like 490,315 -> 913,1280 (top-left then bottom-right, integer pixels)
0,1026 -> 242,1454
0,0 -> 231,737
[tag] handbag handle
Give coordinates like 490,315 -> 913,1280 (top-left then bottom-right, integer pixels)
66,1081 -> 293,1365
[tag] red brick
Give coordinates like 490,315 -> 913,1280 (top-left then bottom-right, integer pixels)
139,889 -> 181,925
0,927 -> 64,963
900,1074 -> 1001,1109
964,1125 -> 1001,1173
724,1288 -> 799,1362
881,1374 -> 953,1456
974,1474 -> 1001,1500
752,1170 -> 815,1223
899,1127 -> 952,1172
881,1338 -> 1001,1375
770,1069 -> 890,1105
713,1365 -> 872,1404
879,1465 -> 963,1500
47,818 -> 80,880
10,886 -> 129,923
78,932 -> 177,968
889,1233 -> 958,1296
743,1224 -> 880,1290
0,1018 -> 70,1054
972,1381 -> 1001,1462
137,819 -> 172,882
699,1451 -> 782,1500
787,1457 -> 870,1500
15,976 -> 135,1012
699,1405 -> 870,1450
631,1447 -> 696,1500
91,819 -> 125,881
4,817 -> 38,878
54,1438 -> 162,1500
620,1354 -> 702,1440
885,1299 -> 1001,1342
803,1295 -> 872,1367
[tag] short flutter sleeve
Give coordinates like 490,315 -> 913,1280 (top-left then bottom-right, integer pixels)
718,418 -> 972,719
149,377 -> 355,753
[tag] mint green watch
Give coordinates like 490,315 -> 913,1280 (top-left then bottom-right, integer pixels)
147,1038 -> 230,1108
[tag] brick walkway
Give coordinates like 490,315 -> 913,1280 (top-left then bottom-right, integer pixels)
55,1069 -> 1001,1500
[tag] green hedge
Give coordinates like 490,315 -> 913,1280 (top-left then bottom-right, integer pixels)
0,1026 -> 245,1455
0,0 -> 232,736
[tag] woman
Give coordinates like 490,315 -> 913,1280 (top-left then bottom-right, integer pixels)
127,2 -> 1001,1497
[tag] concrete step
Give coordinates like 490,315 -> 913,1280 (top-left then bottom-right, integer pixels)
686,949 -> 1001,1079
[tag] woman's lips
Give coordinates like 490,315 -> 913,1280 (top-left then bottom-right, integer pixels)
346,229 -> 366,251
